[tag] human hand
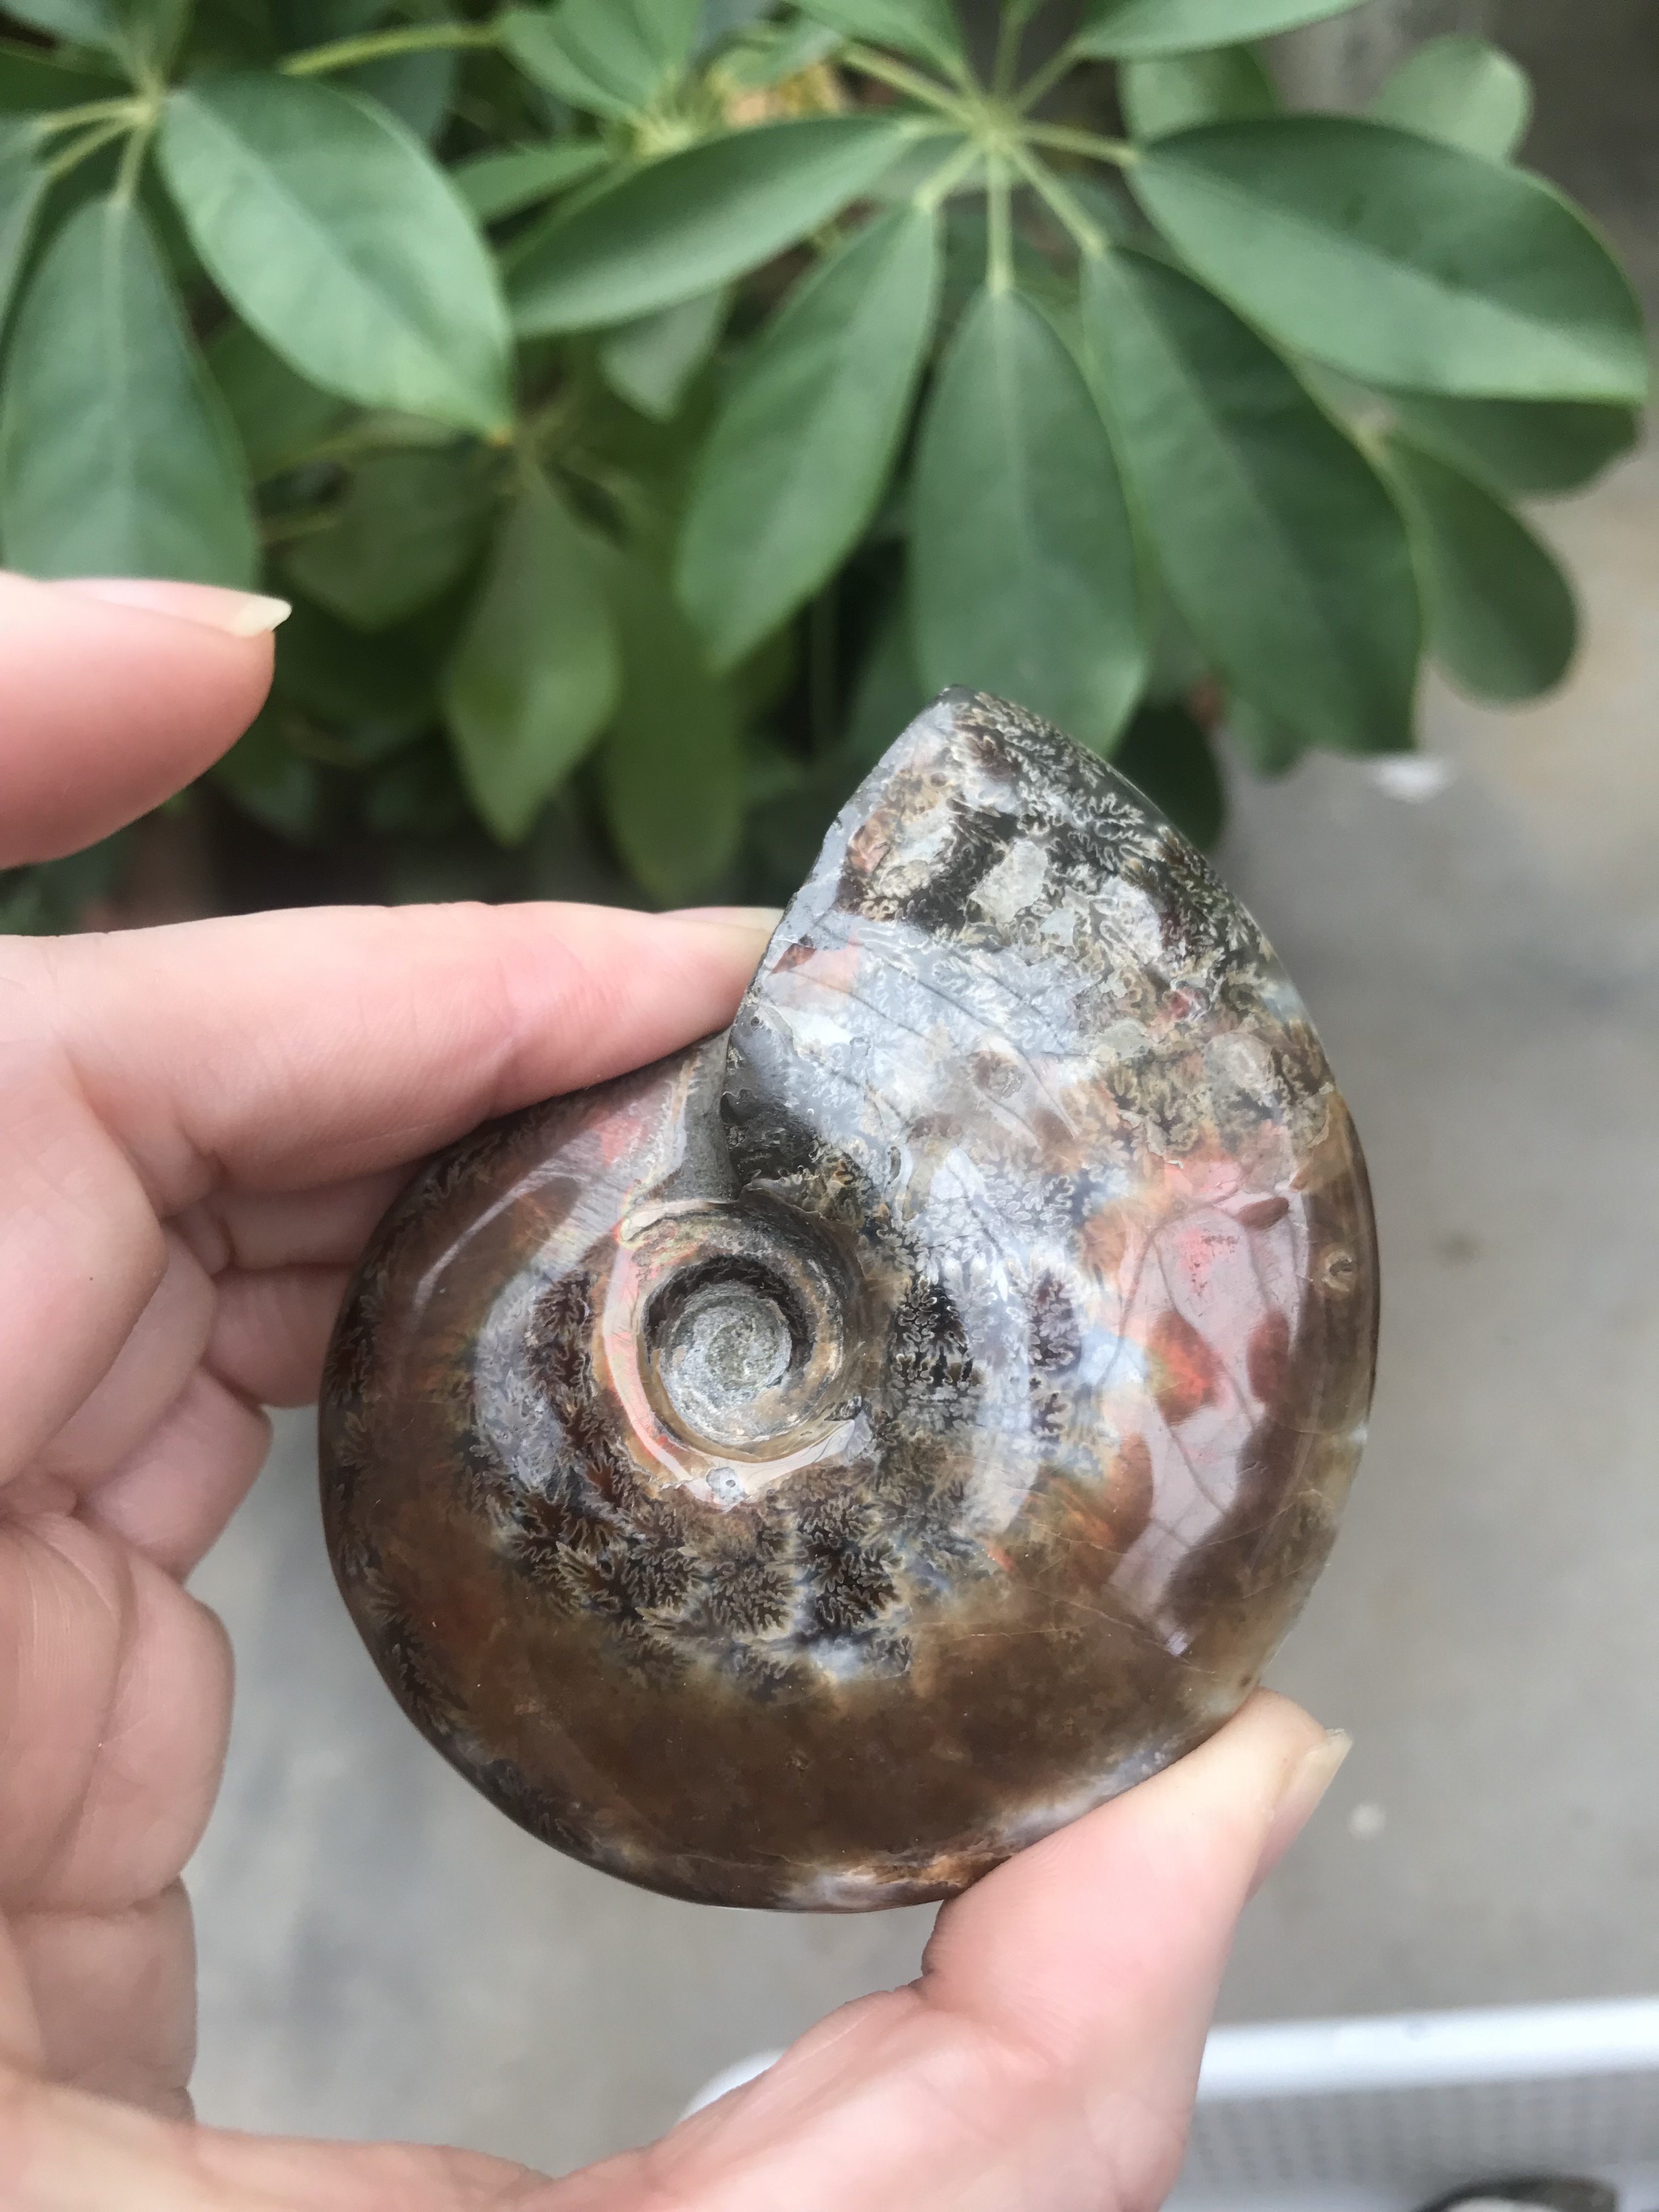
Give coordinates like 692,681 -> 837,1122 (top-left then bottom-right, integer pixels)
0,573 -> 1346,2211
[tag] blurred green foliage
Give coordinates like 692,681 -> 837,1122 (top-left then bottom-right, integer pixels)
0,0 -> 1646,921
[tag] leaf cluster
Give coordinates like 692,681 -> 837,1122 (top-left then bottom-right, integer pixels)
0,0 -> 1645,919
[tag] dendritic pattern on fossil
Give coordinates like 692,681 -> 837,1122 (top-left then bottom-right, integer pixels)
320,690 -> 1379,1911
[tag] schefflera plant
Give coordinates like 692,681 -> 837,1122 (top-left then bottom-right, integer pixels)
0,0 -> 1646,922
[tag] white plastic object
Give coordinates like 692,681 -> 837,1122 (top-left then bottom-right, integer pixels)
1176,1997 -> 1659,2209
681,2049 -> 783,2119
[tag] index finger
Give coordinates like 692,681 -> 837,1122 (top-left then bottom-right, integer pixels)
35,901 -> 775,1204
1,902 -> 774,1481
0,575 -> 281,866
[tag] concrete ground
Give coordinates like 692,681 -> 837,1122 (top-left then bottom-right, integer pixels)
184,432 -> 1659,2179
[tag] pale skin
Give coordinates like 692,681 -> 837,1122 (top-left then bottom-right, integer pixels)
0,572 -> 1347,2212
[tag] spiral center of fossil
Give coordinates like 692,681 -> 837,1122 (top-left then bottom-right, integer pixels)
654,1277 -> 805,1452
663,1281 -> 792,1421
620,1198 -> 860,1475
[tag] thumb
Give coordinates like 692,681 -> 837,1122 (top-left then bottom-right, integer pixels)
923,1691 -> 1347,2122
586,1692 -> 1346,2212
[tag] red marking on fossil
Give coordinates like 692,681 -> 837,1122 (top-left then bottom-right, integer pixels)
1246,1309 -> 1291,1406
1148,1308 -> 1223,1427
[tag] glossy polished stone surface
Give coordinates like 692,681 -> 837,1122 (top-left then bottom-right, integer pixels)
320,690 -> 1378,1911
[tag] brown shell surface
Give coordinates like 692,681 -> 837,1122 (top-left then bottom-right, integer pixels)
320,690 -> 1379,1910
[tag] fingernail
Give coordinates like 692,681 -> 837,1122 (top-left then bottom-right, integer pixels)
670,906 -> 786,931
1251,1729 -> 1351,1895
50,578 -> 292,637
208,592 -> 292,638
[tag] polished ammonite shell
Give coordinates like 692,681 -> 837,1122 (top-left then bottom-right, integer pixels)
320,689 -> 1378,1910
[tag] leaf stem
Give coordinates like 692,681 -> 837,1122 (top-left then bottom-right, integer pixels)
1023,121 -> 1136,165
838,41 -> 966,120
280,19 -> 497,76
1007,143 -> 1104,257
986,155 -> 1013,294
113,112 -> 153,203
28,95 -> 146,140
991,5 -> 1024,99
261,502 -> 347,546
1015,38 -> 1081,115
913,135 -> 981,211
520,390 -> 575,458
43,116 -> 133,179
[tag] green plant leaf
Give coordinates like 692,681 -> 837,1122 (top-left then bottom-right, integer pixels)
678,203 -> 940,669
0,121 -> 48,332
1111,701 -> 1224,848
1382,431 -> 1576,702
713,16 -> 840,92
1227,696 -> 1307,776
7,0 -> 189,71
0,39 -> 121,108
1383,391 -> 1639,498
452,138 -> 611,223
912,284 -> 1144,753
213,712 -> 329,842
159,74 -> 513,435
286,448 -> 500,629
276,592 -> 447,735
126,0 -> 191,74
280,0 -> 385,43
0,832 -> 130,935
1369,35 -> 1531,162
347,45 -> 456,143
1,0 -> 119,48
207,317 -> 353,477
1078,0 -> 1365,60
794,0 -> 964,76
0,196 -> 257,585
499,0 -> 702,120
601,552 -> 742,900
698,0 -> 772,47
444,472 -> 619,843
1139,561 -> 1207,703
364,740 -> 469,842
727,622 -> 797,723
845,592 -> 927,769
1084,247 -> 1418,753
1120,47 -> 1276,140
1132,118 -> 1647,403
600,286 -> 727,420
508,114 -> 912,335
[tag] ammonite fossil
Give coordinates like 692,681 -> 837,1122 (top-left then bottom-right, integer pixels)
320,690 -> 1378,1911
